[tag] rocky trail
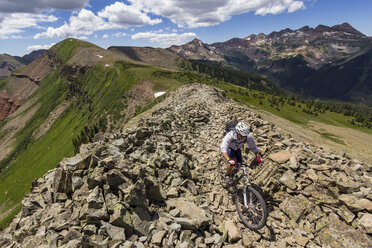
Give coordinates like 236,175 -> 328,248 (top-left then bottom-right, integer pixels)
1,83 -> 371,248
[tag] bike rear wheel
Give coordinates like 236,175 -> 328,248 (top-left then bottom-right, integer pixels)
235,185 -> 267,230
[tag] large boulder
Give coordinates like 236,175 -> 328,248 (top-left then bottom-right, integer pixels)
359,213 -> 372,234
53,167 -> 72,196
124,180 -> 148,208
316,213 -> 372,248
269,150 -> 292,163
131,207 -> 152,236
279,170 -> 297,190
339,194 -> 372,212
109,203 -> 133,236
280,195 -> 314,222
168,198 -> 209,229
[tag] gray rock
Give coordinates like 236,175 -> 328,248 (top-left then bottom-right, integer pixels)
88,166 -> 105,189
87,186 -> 105,209
145,176 -> 165,201
170,223 -> 182,233
316,213 -> 372,248
124,180 -> 148,208
336,180 -> 361,194
171,178 -> 182,188
71,176 -> 84,191
289,155 -> 299,170
339,194 -> 372,212
359,213 -> 372,234
176,155 -> 191,178
225,220 -> 241,242
109,203 -> 133,236
335,205 -> 355,224
280,195 -> 314,222
306,169 -> 318,182
168,198 -> 209,229
152,230 -> 166,246
106,169 -> 127,189
101,221 -> 126,240
279,171 -> 297,190
53,167 -> 72,195
269,150 -> 292,163
64,154 -> 91,171
132,207 -> 151,236
169,208 -> 180,217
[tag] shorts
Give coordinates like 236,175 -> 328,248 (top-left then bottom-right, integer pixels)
227,148 -> 242,164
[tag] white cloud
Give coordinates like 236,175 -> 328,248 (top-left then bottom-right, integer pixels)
0,13 -> 57,38
34,9 -> 109,39
0,0 -> 89,13
27,42 -> 56,51
102,34 -> 109,38
34,2 -> 162,39
128,0 -> 306,28
131,31 -> 197,47
113,32 -> 127,37
98,2 -> 162,27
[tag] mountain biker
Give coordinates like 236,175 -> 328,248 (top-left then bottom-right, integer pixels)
220,122 -> 261,180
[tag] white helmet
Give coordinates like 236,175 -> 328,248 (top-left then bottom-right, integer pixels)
235,122 -> 250,136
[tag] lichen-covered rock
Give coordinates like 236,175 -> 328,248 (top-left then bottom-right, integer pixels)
280,195 -> 314,222
279,170 -> 297,190
317,213 -> 372,248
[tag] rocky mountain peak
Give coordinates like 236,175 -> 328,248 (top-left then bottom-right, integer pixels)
268,28 -> 293,38
298,25 -> 311,32
332,22 -> 366,36
1,83 -> 371,247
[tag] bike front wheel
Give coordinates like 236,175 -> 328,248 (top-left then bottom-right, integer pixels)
235,185 -> 267,230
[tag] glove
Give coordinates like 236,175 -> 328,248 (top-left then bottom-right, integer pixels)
257,157 -> 262,164
228,160 -> 236,166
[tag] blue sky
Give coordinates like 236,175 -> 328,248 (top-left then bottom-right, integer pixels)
0,0 -> 371,56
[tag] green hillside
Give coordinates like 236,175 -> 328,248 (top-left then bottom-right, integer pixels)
0,39 -> 184,228
0,54 -> 24,67
1,38 -> 371,230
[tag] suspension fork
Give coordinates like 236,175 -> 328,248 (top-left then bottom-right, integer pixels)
242,166 -> 251,207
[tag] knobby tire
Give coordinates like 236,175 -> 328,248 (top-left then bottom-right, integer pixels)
235,186 -> 268,230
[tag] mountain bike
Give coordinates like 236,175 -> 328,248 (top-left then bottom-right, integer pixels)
217,158 -> 268,230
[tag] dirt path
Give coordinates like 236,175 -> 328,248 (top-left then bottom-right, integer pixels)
252,108 -> 372,164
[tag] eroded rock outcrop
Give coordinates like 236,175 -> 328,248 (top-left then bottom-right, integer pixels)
1,83 -> 371,248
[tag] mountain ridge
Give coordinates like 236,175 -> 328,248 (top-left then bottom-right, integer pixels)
0,50 -> 46,78
166,23 -> 372,105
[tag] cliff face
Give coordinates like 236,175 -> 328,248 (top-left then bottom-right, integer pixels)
1,84 -> 371,247
0,49 -> 56,121
0,92 -> 22,122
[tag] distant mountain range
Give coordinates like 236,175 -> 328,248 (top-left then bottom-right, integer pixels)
1,23 -> 371,105
167,23 -> 372,105
0,50 -> 46,78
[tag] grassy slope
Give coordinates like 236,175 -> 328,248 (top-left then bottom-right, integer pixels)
0,40 -> 185,229
213,83 -> 372,136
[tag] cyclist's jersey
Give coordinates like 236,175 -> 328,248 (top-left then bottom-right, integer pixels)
220,130 -> 258,154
